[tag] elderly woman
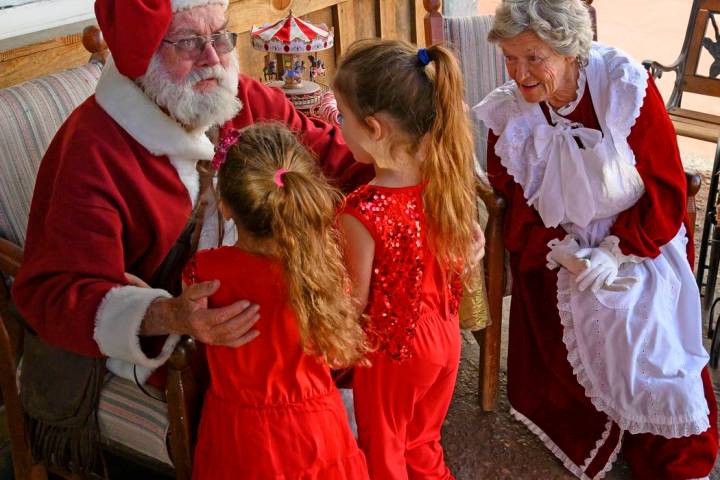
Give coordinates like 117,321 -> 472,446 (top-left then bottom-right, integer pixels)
474,1 -> 718,478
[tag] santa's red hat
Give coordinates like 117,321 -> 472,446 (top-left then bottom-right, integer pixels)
95,0 -> 230,79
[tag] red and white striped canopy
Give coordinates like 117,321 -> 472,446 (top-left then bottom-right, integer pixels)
251,12 -> 334,54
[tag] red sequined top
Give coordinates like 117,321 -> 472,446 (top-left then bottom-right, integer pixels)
342,184 -> 462,361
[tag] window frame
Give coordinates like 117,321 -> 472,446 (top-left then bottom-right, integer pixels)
0,0 -> 95,51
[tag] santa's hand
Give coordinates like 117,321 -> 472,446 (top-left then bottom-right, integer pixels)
574,247 -> 619,292
143,280 -> 261,347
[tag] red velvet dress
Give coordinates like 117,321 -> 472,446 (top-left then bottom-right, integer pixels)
183,247 -> 368,480
487,77 -> 718,479
343,184 -> 462,480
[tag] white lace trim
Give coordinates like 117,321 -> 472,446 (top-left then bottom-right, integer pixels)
553,68 -> 587,116
556,271 -> 710,438
580,420 -> 614,471
595,44 -> 648,143
472,43 -> 649,211
509,407 -> 619,480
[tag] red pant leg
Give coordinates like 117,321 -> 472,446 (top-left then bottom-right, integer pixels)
623,367 -> 718,479
353,312 -> 460,480
405,363 -> 459,480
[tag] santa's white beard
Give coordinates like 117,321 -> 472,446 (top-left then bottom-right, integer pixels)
138,53 -> 241,130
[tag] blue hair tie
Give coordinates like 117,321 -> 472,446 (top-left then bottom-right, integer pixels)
417,48 -> 431,67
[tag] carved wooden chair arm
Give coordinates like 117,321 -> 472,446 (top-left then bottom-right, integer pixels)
686,171 -> 702,198
641,56 -> 684,80
167,336 -> 197,371
166,335 -> 206,480
476,179 -> 506,217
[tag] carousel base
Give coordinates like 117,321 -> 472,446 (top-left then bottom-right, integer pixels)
265,80 -> 324,111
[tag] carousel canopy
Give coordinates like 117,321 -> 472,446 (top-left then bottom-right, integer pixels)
251,12 -> 334,54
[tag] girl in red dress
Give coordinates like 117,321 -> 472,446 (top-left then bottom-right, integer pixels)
184,123 -> 370,480
332,40 -> 480,479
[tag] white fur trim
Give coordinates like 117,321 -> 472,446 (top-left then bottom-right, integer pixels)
94,285 -> 180,382
172,0 -> 228,11
95,58 -> 215,206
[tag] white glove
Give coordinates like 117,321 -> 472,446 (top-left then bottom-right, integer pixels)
574,245 -> 639,292
546,236 -> 580,270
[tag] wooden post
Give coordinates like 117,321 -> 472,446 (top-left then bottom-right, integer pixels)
81,26 -> 108,64
166,337 -> 207,480
474,186 -> 506,411
332,1 -> 357,57
584,0 -> 597,40
423,0 -> 443,46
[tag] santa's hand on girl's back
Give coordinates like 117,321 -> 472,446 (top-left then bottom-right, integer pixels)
142,280 -> 261,348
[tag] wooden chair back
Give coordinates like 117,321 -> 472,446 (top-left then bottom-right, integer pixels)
644,0 -> 720,141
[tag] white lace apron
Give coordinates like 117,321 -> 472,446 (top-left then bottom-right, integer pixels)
474,43 -> 710,438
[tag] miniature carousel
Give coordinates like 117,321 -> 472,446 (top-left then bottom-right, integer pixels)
251,11 -> 334,111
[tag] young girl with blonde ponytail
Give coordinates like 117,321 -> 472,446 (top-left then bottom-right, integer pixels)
333,39 -> 479,479
183,123 -> 369,480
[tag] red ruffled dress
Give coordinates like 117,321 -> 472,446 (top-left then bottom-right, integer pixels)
183,247 -> 368,480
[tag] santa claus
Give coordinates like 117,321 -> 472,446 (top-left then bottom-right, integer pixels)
13,0 -> 368,430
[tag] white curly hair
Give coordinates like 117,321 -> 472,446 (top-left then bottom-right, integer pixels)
488,0 -> 594,66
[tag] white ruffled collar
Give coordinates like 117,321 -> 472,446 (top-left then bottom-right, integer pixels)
549,67 -> 587,117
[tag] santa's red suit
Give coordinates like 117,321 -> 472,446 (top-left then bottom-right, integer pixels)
475,43 -> 718,479
12,58 -> 368,385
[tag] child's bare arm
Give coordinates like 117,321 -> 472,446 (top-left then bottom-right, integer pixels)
339,213 -> 375,312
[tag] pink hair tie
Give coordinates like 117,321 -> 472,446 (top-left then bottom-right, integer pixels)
273,168 -> 289,187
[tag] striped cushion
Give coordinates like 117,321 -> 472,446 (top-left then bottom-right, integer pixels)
0,62 -> 102,247
16,362 -> 172,466
444,15 -> 509,169
99,375 -> 172,466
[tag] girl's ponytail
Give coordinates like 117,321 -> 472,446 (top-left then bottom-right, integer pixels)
219,123 -> 368,368
269,167 -> 368,368
422,45 -> 478,273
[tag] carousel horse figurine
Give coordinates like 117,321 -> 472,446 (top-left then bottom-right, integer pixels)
283,66 -> 303,87
308,55 -> 326,83
293,57 -> 306,74
263,57 -> 278,81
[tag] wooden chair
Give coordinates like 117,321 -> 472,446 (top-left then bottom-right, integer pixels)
424,0 -> 702,411
642,0 -> 720,363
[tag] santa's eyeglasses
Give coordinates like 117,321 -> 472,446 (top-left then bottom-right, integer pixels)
162,32 -> 239,59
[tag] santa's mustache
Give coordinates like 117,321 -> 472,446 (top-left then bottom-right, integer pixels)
187,66 -> 227,87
